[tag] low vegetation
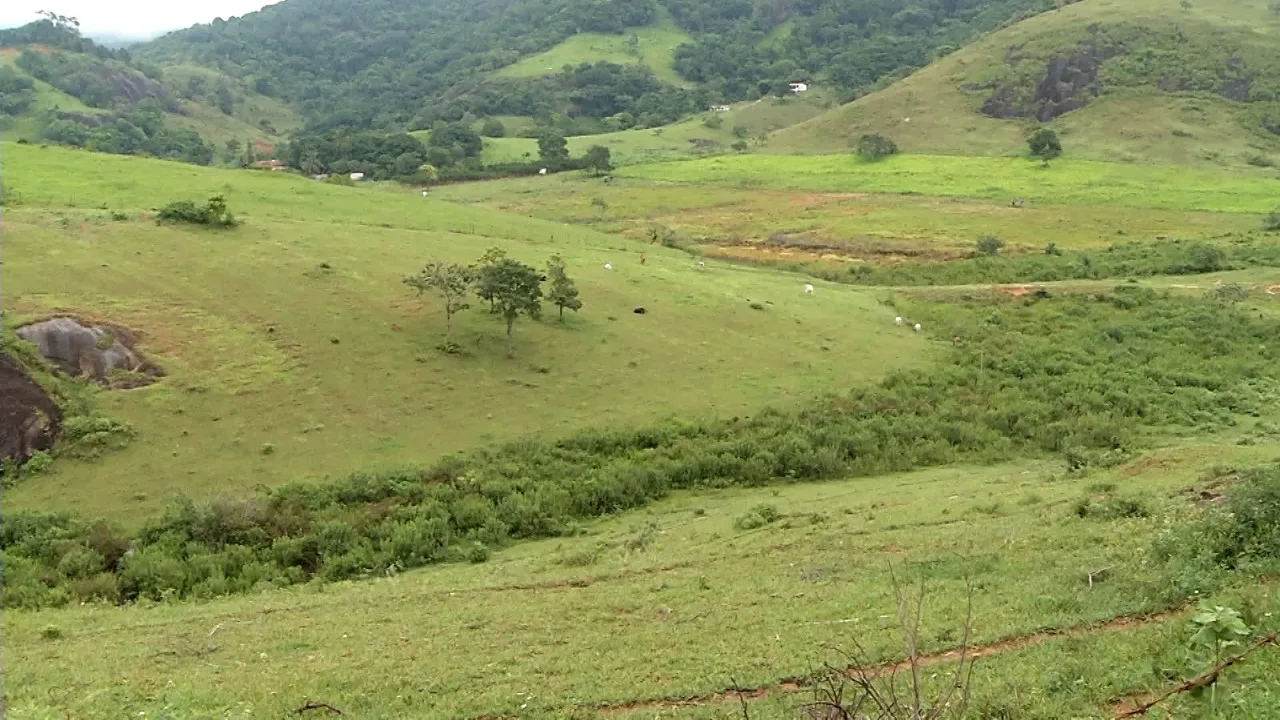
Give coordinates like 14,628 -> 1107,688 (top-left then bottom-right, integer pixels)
4,288 -> 1276,608
155,195 -> 237,227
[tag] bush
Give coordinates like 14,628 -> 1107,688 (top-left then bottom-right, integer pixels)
855,134 -> 898,162
156,195 -> 236,227
734,504 -> 781,530
1028,128 -> 1062,160
1263,211 -> 1280,232
976,234 -> 1005,256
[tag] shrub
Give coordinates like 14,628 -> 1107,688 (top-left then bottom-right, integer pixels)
734,504 -> 781,530
156,195 -> 236,227
1263,211 -> 1280,232
855,133 -> 898,162
1028,127 -> 1062,160
976,234 -> 1005,256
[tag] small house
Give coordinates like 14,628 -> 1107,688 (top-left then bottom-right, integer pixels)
788,82 -> 809,94
350,172 -> 365,181
710,104 -> 732,113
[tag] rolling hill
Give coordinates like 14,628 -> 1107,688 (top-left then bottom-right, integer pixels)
0,20 -> 298,154
771,0 -> 1280,166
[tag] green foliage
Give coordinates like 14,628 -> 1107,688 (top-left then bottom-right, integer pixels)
1028,128 -> 1063,160
583,145 -> 613,175
284,130 -> 429,179
976,234 -> 1005,257
1153,465 -> 1280,600
42,101 -> 214,165
538,131 -> 570,167
0,67 -> 37,118
477,258 -> 544,357
825,237 -> 1280,288
734,504 -> 781,530
546,254 -> 583,320
480,118 -> 507,137
855,133 -> 898,162
404,262 -> 476,335
1208,283 -> 1249,305
156,195 -> 237,228
4,291 -> 1277,608
1263,211 -> 1280,232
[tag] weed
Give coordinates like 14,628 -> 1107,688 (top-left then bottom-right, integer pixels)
156,195 -> 237,228
40,626 -> 63,641
734,504 -> 781,530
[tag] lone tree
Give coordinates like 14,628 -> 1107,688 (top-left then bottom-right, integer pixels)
404,262 -> 475,336
583,145 -> 613,175
480,258 -> 544,357
537,132 -> 570,168
474,246 -> 508,312
855,133 -> 899,162
1028,128 -> 1063,161
546,254 -> 583,320
976,234 -> 1005,256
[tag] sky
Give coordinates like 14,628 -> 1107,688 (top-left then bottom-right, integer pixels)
0,1 -> 278,41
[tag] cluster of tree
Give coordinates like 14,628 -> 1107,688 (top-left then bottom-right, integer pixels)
281,129 -> 429,180
135,0 -> 1054,131
0,15 -> 130,61
15,48 -> 175,112
0,68 -> 36,119
41,100 -> 214,165
417,62 -> 708,131
404,249 -> 582,357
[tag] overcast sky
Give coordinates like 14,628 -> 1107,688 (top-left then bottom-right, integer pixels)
0,1 -> 278,40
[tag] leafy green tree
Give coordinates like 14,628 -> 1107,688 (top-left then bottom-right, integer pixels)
546,254 -> 583,320
1028,128 -> 1063,161
537,131 -> 569,167
479,258 -> 543,357
215,83 -> 235,115
474,246 -> 508,312
855,133 -> 898,161
731,140 -> 748,152
480,118 -> 506,137
583,145 -> 612,175
404,262 -> 475,336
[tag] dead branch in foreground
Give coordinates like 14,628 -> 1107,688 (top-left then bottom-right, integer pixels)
293,699 -> 346,715
1114,631 -> 1279,718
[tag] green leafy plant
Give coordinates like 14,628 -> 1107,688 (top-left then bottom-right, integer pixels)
156,195 -> 236,227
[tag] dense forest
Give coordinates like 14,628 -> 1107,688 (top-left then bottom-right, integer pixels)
139,0 -> 1055,131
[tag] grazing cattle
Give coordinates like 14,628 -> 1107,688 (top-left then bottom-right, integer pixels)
633,307 -> 647,315
804,283 -> 815,295
695,261 -> 706,270
914,323 -> 922,332
539,168 -> 548,175
894,316 -> 903,326
1011,198 -> 1025,208
604,263 -> 613,270
640,254 -> 647,265
421,190 -> 429,197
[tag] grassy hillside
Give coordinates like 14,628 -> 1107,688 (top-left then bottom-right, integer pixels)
1,142 -> 928,521
453,92 -> 836,166
772,0 -> 1280,166
6,443 -> 1280,717
494,13 -> 692,86
0,45 -> 294,150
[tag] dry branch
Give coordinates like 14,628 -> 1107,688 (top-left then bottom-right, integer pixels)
293,700 -> 346,715
1115,631 -> 1279,718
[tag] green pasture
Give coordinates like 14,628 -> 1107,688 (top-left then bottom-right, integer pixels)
493,15 -> 692,86
4,441 -> 1277,718
1,143 -> 929,521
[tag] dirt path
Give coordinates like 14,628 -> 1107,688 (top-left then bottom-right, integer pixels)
585,609 -> 1178,716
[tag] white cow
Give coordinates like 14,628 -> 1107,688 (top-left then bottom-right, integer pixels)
913,323 -> 922,332
804,283 -> 815,295
604,263 -> 613,270
695,261 -> 706,270
894,316 -> 903,326
539,168 -> 548,175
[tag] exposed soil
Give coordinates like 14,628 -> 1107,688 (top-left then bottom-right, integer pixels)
0,352 -> 63,465
16,317 -> 164,389
1267,285 -> 1280,296
584,609 -> 1179,716
998,285 -> 1035,296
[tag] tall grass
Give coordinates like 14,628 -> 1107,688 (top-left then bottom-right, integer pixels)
4,289 -> 1277,608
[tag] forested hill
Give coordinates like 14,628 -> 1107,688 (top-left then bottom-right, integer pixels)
139,0 -> 1055,132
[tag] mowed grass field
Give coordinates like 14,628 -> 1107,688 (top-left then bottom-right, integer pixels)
433,155 -> 1270,261
5,439 -> 1280,718
1,142 -> 930,521
493,14 -> 692,86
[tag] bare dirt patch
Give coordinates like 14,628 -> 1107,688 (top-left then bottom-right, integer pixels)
1267,284 -> 1280,296
586,609 -> 1179,716
0,352 -> 62,465
998,285 -> 1035,296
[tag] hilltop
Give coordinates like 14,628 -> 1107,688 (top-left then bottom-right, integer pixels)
0,19 -> 297,157
771,0 -> 1280,166
135,0 -> 1056,132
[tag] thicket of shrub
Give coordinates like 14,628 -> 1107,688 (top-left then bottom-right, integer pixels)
156,195 -> 236,227
815,236 -> 1280,287
1153,464 -> 1280,601
4,290 -> 1278,608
